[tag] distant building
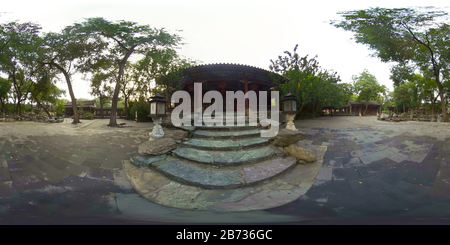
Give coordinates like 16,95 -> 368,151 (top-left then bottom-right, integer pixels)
323,99 -> 381,116
64,100 -> 96,116
93,107 -> 125,118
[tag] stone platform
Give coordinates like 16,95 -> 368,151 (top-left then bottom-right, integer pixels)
124,121 -> 326,211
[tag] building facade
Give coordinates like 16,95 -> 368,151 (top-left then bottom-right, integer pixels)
64,100 -> 96,116
177,63 -> 287,112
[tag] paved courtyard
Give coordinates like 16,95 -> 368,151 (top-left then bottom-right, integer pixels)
1,116 -> 450,224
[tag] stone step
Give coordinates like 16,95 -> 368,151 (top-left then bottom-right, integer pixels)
194,124 -> 260,131
132,155 -> 298,189
182,138 -> 270,151
193,129 -> 261,139
173,146 -> 274,165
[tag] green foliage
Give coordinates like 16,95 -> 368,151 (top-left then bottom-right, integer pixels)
3,103 -> 15,113
332,7 -> 448,63
352,69 -> 387,115
269,45 -> 342,118
90,71 -> 113,115
54,99 -> 66,116
352,70 -> 386,101
75,17 -> 183,126
81,112 -> 94,119
332,7 -> 450,121
0,77 -> 10,114
129,99 -> 150,122
77,102 -> 84,116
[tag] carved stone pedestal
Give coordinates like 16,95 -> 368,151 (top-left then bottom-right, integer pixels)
285,114 -> 297,131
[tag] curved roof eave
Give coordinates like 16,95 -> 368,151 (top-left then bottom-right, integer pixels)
181,63 -> 287,85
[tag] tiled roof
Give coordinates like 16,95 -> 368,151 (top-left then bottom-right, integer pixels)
348,99 -> 381,106
183,63 -> 273,74
181,63 -> 287,86
64,100 -> 96,107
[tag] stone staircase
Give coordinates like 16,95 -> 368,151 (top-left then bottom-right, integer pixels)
131,115 -> 299,189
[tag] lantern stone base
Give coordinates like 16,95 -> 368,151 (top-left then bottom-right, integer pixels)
285,114 -> 297,131
150,117 -> 165,139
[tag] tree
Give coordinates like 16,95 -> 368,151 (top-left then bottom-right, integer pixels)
270,45 -> 340,117
119,62 -> 140,120
90,71 -> 113,118
332,7 -> 450,121
78,17 -> 183,127
40,23 -> 106,124
416,72 -> 440,116
0,77 -> 11,117
54,99 -> 67,117
352,69 -> 386,115
0,22 -> 42,116
137,48 -> 196,105
393,83 -> 412,113
308,71 -> 344,119
29,67 -> 65,118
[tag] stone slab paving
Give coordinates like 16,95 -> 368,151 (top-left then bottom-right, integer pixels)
265,117 -> 450,221
2,117 -> 450,223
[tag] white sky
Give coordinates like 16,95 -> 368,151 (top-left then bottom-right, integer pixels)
2,0 -> 449,101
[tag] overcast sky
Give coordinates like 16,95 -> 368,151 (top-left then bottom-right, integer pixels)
2,0 -> 449,101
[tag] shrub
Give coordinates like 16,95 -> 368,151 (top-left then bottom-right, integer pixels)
82,112 -> 94,119
54,99 -> 66,117
129,100 -> 150,122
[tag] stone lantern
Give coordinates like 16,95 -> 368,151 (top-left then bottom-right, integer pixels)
281,93 -> 298,131
148,93 -> 167,139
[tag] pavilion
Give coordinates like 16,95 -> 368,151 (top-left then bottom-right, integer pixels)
177,63 -> 287,112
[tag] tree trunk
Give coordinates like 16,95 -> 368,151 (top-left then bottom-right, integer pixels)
312,103 -> 316,119
431,102 -> 435,117
1,99 -> 4,118
435,79 -> 448,122
100,101 -> 104,119
30,92 -> 51,118
433,68 -> 448,122
124,96 -> 129,120
17,96 -> 24,116
403,102 -> 405,114
364,103 -> 368,116
48,62 -> 80,124
109,47 -> 135,127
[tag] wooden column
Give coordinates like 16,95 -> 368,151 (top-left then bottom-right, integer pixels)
244,79 -> 249,110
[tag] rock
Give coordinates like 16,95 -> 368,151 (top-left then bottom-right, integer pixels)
272,128 -> 306,147
283,141 -> 316,163
130,154 -> 167,167
6,118 -> 14,122
272,146 -> 289,158
164,129 -> 189,141
138,138 -> 177,156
